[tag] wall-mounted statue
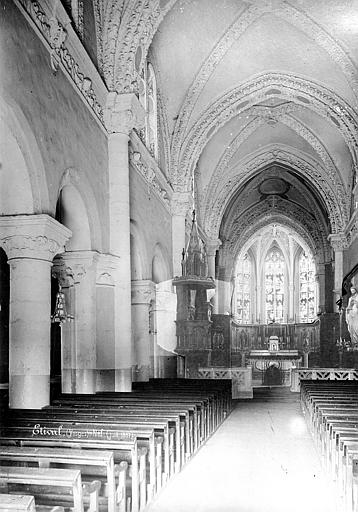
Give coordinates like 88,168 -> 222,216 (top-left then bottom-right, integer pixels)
346,286 -> 358,347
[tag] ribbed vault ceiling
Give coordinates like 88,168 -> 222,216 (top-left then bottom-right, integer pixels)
146,0 -> 358,249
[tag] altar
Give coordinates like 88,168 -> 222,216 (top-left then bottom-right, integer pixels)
247,336 -> 302,387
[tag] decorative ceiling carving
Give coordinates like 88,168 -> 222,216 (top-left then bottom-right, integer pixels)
174,73 -> 358,191
169,1 -> 358,174
203,145 -> 346,239
101,0 -> 177,92
223,198 -> 330,265
200,107 -> 348,232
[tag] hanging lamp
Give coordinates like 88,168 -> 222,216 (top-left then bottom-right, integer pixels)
51,283 -> 70,324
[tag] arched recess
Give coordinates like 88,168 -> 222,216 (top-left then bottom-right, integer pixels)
57,169 -> 102,251
0,96 -> 49,215
56,184 -> 92,251
0,248 -> 9,406
152,243 -> 171,284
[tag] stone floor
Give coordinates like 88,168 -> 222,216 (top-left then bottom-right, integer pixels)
146,388 -> 339,512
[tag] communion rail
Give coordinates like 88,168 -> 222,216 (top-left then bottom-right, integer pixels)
290,368 -> 358,392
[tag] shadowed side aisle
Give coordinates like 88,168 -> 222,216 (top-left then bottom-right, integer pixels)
145,388 -> 338,512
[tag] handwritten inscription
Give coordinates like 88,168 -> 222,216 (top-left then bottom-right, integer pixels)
31,424 -> 135,441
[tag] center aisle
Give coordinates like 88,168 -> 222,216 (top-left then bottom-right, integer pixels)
146,388 -> 338,512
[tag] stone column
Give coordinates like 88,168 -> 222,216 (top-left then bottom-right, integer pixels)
206,238 -> 221,314
95,254 -> 119,391
0,215 -> 71,409
171,192 -> 193,277
153,282 -> 177,378
216,243 -> 232,315
53,251 -> 98,394
104,92 -> 145,391
131,280 -> 155,382
316,262 -> 326,314
328,233 -> 348,311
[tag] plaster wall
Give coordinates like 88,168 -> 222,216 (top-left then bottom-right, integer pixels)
129,166 -> 172,278
0,0 -> 108,251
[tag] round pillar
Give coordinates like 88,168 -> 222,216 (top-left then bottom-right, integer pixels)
53,251 -> 98,394
105,92 -> 145,391
131,280 -> 155,382
0,215 -> 71,409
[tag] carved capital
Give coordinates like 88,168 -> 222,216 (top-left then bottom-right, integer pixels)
328,233 -> 349,251
0,214 -> 71,261
205,238 -> 222,257
171,191 -> 193,216
96,253 -> 121,286
131,280 -> 155,305
53,251 -> 98,287
104,92 -> 145,135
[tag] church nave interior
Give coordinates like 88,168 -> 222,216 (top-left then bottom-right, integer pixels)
0,0 -> 358,511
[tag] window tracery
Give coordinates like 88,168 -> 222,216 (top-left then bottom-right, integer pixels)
235,253 -> 251,324
139,62 -> 158,160
265,248 -> 285,323
299,252 -> 316,322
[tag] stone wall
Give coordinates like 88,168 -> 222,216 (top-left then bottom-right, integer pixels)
1,0 -> 108,249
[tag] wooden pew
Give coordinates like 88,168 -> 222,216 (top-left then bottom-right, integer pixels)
0,494 -> 36,512
58,402 -> 197,458
54,394 -> 210,442
3,415 -> 170,494
0,446 -> 123,512
300,381 -> 358,511
0,494 -> 64,512
0,467 -> 89,512
0,436 -> 143,512
53,395 -> 205,451
10,407 -> 186,474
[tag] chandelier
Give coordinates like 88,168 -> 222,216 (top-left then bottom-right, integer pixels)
51,283 -> 71,324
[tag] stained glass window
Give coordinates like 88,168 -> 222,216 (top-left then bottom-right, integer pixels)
235,254 -> 251,324
265,248 -> 285,323
138,63 -> 158,160
299,252 -> 316,322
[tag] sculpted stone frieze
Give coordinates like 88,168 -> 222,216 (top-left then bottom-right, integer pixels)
173,73 -> 358,190
18,0 -> 104,123
203,146 -> 346,240
102,0 -> 177,92
129,148 -> 171,209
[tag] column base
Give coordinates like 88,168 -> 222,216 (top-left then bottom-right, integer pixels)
62,369 -> 96,394
10,374 -> 49,409
115,368 -> 132,391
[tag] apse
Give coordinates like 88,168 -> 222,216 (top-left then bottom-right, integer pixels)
233,223 -> 318,325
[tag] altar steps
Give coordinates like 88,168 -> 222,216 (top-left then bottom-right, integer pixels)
252,386 -> 299,403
